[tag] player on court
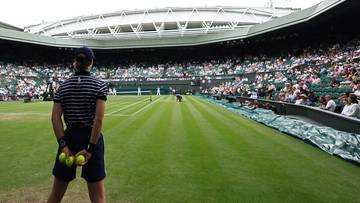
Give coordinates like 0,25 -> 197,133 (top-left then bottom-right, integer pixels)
137,86 -> 141,96
47,47 -> 108,203
156,86 -> 161,96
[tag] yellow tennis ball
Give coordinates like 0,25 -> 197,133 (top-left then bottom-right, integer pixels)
58,152 -> 66,163
65,156 -> 74,167
76,155 -> 86,165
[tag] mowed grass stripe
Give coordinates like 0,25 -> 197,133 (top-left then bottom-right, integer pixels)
154,99 -> 199,202
180,96 -> 233,202
103,96 -> 167,153
185,96 -> 283,201
118,97 -> 160,115
105,96 -> 154,113
189,96 -> 305,157
103,97 -> 166,140
111,102 -> 149,115
105,96 -> 172,201
0,101 -> 52,113
106,101 -> 134,112
106,98 -> 150,115
0,114 -> 54,189
131,96 -> 162,116
120,97 -> 174,201
102,97 -> 166,138
185,96 -> 274,200
186,96 -> 291,202
188,96 -> 309,201
189,96 -> 360,202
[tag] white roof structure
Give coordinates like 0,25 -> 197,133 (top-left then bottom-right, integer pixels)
0,21 -> 22,31
25,7 -> 298,41
0,0 -> 345,49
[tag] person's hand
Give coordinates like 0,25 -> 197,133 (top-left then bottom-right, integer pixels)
75,149 -> 92,166
62,146 -> 73,159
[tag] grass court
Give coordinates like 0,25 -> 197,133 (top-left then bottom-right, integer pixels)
0,95 -> 359,202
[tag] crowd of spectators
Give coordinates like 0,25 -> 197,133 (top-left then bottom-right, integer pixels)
0,63 -> 48,100
1,37 -> 360,119
204,38 -> 360,119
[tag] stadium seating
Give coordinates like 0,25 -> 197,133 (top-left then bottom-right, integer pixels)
0,37 -> 359,118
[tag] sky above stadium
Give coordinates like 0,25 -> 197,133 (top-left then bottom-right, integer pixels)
1,0 -> 323,28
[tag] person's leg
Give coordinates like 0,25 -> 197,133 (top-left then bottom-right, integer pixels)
47,177 -> 69,203
87,180 -> 106,203
82,135 -> 106,202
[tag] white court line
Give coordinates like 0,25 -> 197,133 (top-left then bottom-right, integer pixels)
131,96 -> 164,116
105,101 -> 133,110
105,98 -> 149,116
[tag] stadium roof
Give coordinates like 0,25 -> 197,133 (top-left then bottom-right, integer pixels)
0,21 -> 22,32
0,0 -> 348,49
24,7 -> 297,41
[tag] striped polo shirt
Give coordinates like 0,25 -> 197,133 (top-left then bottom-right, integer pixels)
53,70 -> 108,126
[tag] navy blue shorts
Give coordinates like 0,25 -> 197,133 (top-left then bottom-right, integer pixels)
52,126 -> 106,182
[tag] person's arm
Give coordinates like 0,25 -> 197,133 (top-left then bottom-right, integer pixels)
347,104 -> 359,117
89,100 -> 105,145
52,103 -> 65,140
52,102 -> 72,157
324,101 -> 331,110
76,100 -> 106,164
341,106 -> 347,115
90,82 -> 107,146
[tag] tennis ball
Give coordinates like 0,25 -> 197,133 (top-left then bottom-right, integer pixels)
65,156 -> 75,167
58,152 -> 66,163
76,155 -> 86,165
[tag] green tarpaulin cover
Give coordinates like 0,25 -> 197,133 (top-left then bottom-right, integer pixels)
199,95 -> 360,164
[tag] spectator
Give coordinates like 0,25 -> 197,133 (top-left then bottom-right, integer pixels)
295,94 -> 309,105
250,90 -> 258,99
344,94 -> 360,118
282,83 -> 292,94
251,100 -> 263,109
354,82 -> 360,98
321,95 -> 337,112
308,91 -> 318,106
330,77 -> 340,88
319,96 -> 327,108
341,96 -> 351,116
